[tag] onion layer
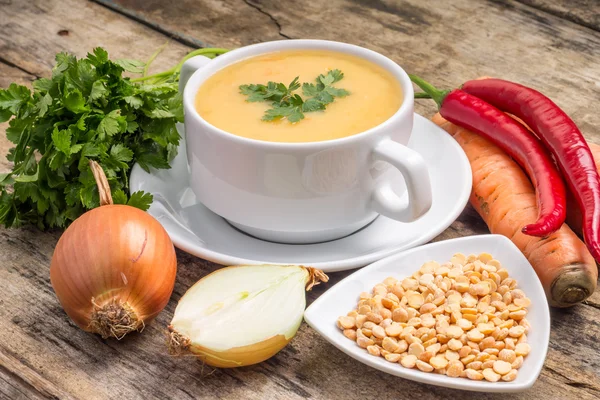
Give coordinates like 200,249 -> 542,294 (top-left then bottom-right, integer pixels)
50,161 -> 177,339
168,265 -> 328,368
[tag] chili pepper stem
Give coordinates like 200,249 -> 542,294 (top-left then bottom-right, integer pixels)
408,74 -> 451,108
413,92 -> 432,99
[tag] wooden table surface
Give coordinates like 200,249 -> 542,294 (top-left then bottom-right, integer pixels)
1,0 -> 599,399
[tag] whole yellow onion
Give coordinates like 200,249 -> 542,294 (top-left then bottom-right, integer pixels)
50,161 -> 177,339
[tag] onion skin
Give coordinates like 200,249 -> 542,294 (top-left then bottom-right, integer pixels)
50,205 -> 177,338
169,327 -> 291,368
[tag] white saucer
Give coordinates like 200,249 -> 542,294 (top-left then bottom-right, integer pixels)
129,114 -> 471,272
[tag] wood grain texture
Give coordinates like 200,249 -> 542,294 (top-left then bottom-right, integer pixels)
0,0 -> 191,78
0,374 -> 47,400
0,0 -> 599,399
94,0 -> 286,47
0,351 -> 75,400
516,0 -> 600,32
1,223 -> 599,400
97,0 -> 600,143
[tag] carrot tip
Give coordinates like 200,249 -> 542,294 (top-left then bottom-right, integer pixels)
550,268 -> 595,307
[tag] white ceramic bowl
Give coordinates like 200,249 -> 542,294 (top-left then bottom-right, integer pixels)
304,235 -> 550,392
181,40 -> 433,244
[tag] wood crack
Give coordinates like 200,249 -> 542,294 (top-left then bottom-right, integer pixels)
545,365 -> 600,395
566,381 -> 600,392
0,56 -> 39,79
583,299 -> 600,311
0,348 -> 75,400
242,0 -> 291,39
91,0 -> 209,49
514,0 -> 600,33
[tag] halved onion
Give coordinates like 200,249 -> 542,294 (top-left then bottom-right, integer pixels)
168,265 -> 328,368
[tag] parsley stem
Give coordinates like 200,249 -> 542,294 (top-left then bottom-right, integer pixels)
143,41 -> 169,77
175,48 -> 229,73
130,48 -> 230,83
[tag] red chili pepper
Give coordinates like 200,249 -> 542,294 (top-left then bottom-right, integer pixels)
409,75 -> 566,237
461,78 -> 600,263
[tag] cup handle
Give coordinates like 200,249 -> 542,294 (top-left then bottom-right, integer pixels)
178,55 -> 214,94
371,138 -> 432,222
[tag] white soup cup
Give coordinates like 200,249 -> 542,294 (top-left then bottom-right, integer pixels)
180,40 -> 432,244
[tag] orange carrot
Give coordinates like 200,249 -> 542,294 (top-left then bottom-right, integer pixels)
432,113 -> 597,307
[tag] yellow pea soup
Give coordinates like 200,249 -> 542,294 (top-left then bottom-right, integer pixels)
194,50 -> 403,143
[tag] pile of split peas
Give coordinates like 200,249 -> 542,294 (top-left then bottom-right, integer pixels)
337,253 -> 531,382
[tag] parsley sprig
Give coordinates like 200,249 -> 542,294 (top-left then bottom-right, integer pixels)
239,69 -> 350,123
0,46 -> 228,229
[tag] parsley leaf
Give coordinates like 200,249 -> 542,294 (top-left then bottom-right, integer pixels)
302,97 -> 326,112
0,84 -> 30,114
36,93 -> 52,117
287,77 -> 301,93
0,109 -> 12,123
97,109 -> 126,139
87,47 -> 109,66
319,69 -> 344,85
123,95 -> 143,109
32,78 -> 53,93
240,69 -> 350,123
110,144 -> 134,163
324,86 -> 350,98
89,80 -> 108,101
127,190 -> 153,211
51,127 -> 72,155
5,118 -> 26,144
64,90 -> 90,113
239,84 -> 269,102
112,189 -> 128,205
263,104 -> 304,123
114,59 -> 146,73
301,82 -> 322,97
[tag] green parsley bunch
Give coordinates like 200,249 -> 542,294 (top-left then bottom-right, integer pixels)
0,46 -> 227,229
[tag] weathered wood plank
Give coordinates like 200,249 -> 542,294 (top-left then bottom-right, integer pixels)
0,365 -> 47,400
545,305 -> 600,397
0,0 -> 599,399
0,372 -> 47,400
93,0 -> 600,143
516,0 -> 600,32
0,350 -> 75,400
93,0 -> 286,47
1,223 -> 598,400
0,0 -> 192,78
0,63 -> 35,88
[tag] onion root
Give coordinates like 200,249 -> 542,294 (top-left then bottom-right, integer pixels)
167,325 -> 191,356
89,298 -> 144,339
305,267 -> 329,290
